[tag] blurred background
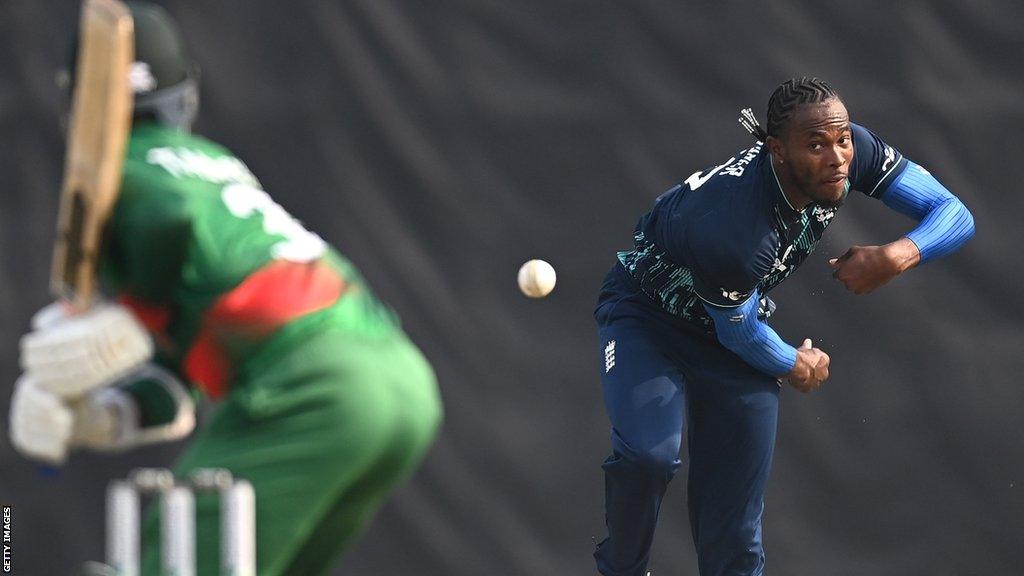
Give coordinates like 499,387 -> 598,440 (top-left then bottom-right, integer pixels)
2,1 -> 1022,574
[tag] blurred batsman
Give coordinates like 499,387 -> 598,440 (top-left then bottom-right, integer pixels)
593,78 -> 974,576
8,2 -> 442,574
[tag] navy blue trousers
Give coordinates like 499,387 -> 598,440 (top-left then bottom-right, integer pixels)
594,264 -> 780,576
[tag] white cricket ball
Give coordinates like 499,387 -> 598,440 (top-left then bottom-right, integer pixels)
517,259 -> 557,298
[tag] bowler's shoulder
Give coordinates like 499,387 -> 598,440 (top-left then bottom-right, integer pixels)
848,122 -> 907,197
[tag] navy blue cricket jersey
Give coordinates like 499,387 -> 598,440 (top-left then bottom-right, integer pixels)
618,123 -> 908,332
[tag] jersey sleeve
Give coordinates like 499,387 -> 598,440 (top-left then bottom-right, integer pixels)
702,292 -> 798,377
102,178 -> 192,304
881,161 -> 975,263
849,123 -> 909,198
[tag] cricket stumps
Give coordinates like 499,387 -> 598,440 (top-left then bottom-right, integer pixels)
97,467 -> 255,576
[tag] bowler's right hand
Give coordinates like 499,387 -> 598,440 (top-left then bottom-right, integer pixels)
786,338 -> 830,393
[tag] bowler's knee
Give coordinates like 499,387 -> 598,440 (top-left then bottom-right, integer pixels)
608,431 -> 682,477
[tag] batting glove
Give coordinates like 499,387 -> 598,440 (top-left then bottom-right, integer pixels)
9,374 -> 74,464
20,300 -> 154,399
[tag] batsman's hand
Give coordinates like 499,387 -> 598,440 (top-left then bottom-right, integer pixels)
9,375 -> 74,464
20,300 -> 153,399
9,373 -> 135,464
828,239 -> 920,295
785,338 -> 830,393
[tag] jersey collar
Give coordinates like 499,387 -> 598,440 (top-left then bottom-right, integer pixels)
766,153 -> 804,224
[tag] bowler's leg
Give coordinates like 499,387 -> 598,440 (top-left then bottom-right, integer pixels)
686,368 -> 779,576
595,319 -> 686,576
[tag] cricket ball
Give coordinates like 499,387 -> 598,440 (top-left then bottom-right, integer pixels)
517,259 -> 557,298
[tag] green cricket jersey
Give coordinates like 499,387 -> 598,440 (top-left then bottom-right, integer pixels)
103,122 -> 398,397
111,132 -> 442,576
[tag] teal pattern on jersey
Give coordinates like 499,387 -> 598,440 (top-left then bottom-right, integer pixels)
617,235 -> 711,330
619,201 -> 839,334
760,203 -> 838,292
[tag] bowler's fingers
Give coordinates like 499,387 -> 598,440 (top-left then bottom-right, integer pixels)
817,363 -> 829,383
829,247 -> 855,269
801,378 -> 821,393
815,352 -> 830,382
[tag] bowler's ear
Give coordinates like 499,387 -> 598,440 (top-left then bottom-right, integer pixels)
766,135 -> 785,162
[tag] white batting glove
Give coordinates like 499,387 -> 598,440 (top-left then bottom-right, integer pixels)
20,301 -> 154,399
30,300 -> 72,331
74,365 -> 196,451
9,375 -> 74,464
68,387 -> 133,450
9,364 -> 196,465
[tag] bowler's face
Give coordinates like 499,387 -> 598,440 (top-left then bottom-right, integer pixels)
779,99 -> 853,208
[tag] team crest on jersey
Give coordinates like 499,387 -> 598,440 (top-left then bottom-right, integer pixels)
604,340 -> 616,373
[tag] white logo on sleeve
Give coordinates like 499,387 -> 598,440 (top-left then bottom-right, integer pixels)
604,340 -> 616,373
721,289 -> 749,302
882,146 -> 896,172
916,164 -> 931,175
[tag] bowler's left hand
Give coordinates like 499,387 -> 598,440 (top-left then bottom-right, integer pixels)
829,239 -> 920,294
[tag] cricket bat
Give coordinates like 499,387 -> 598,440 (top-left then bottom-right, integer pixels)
51,0 -> 134,312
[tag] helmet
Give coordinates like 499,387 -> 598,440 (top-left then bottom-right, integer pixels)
62,1 -> 200,130
128,2 -> 199,129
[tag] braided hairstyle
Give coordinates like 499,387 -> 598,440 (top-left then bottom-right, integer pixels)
739,77 -> 841,142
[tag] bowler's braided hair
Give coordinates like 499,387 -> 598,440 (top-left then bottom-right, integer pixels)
738,77 -> 840,142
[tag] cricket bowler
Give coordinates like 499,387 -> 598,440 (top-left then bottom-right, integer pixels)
593,77 -> 974,575
8,3 -> 442,574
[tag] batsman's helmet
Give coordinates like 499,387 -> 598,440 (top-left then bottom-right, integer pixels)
61,1 -> 199,130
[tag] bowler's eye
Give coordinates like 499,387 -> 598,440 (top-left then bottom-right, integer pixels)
838,135 -> 851,145
809,142 -> 823,150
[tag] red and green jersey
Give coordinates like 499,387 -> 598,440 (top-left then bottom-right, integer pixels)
103,122 -> 399,398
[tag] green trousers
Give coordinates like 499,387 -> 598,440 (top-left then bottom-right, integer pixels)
140,326 -> 442,575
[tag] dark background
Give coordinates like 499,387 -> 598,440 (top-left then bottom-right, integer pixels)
2,1 -> 1022,574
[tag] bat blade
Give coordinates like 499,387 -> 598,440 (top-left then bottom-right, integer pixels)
51,0 -> 134,312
